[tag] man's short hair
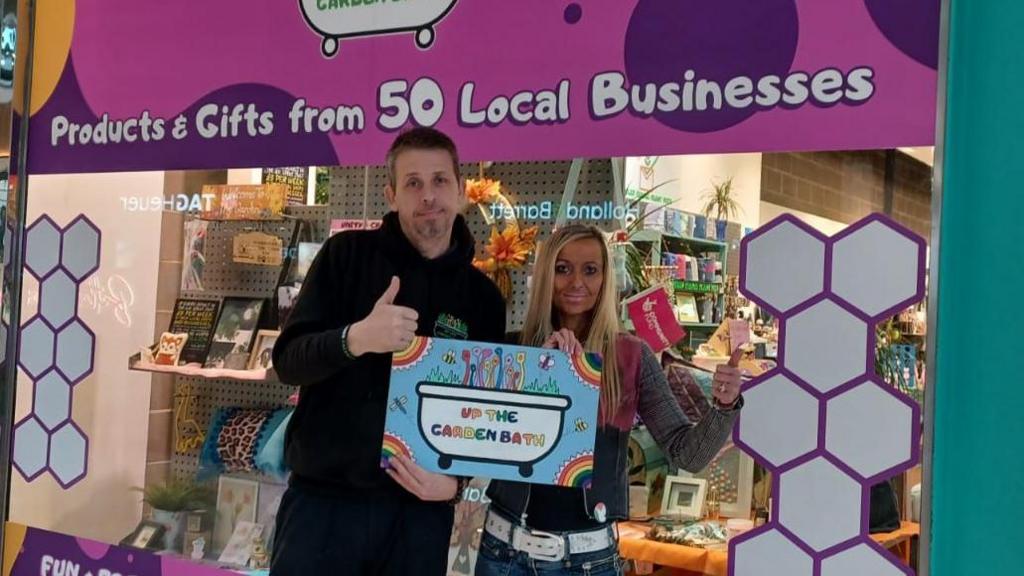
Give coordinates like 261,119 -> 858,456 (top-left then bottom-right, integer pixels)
385,127 -> 461,188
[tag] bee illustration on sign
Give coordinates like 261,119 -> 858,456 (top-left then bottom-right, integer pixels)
299,0 -> 460,58
442,350 -> 456,364
538,353 -> 555,371
574,418 -> 589,433
389,395 -> 409,414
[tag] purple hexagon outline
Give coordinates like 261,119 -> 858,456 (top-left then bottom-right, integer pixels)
11,415 -> 51,482
733,212 -> 927,574
29,367 -> 74,432
16,314 -> 57,380
23,214 -> 63,281
727,522 -> 817,576
823,377 -> 923,486
778,293 -> 874,398
773,454 -> 868,556
37,269 -> 81,331
739,214 -> 830,319
60,215 -> 103,282
13,214 -> 100,490
47,419 -> 91,489
818,534 -> 916,576
826,213 -> 928,322
53,319 -> 98,386
734,368 -> 824,473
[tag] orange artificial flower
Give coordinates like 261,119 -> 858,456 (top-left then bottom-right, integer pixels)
485,223 -> 539,269
472,257 -> 497,273
465,178 -> 501,205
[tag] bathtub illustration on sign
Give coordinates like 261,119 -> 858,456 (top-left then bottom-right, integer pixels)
299,0 -> 460,58
384,336 -> 601,486
417,383 -> 571,477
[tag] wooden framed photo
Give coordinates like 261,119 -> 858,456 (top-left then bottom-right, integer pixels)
661,476 -> 708,520
247,330 -> 280,370
121,520 -> 166,550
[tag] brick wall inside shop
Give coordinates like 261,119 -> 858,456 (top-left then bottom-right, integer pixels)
760,151 -> 932,239
144,170 -> 227,497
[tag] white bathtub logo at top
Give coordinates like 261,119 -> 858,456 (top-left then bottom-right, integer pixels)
300,0 -> 460,58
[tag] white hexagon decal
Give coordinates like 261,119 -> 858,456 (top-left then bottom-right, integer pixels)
25,217 -> 61,279
741,217 -> 826,316
55,320 -> 95,384
821,543 -> 910,576
50,423 -> 88,487
831,218 -> 925,319
13,417 -> 49,479
61,217 -> 101,281
826,380 -> 917,481
736,373 -> 820,469
784,299 -> 868,394
732,528 -> 813,576
39,270 -> 78,329
34,371 -> 72,430
18,317 -> 55,379
779,458 -> 862,552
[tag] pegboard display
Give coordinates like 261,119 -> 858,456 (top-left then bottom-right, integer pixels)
173,158 -> 620,482
325,159 -> 617,328
171,377 -> 296,481
180,218 -> 300,299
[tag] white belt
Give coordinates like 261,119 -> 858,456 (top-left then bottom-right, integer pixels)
484,511 -> 615,562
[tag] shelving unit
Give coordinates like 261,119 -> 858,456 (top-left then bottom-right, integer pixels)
630,229 -> 732,349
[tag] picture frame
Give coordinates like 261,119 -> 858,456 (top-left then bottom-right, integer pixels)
214,476 -> 259,554
204,298 -> 265,369
687,443 -> 755,519
295,242 -> 322,283
675,293 -> 700,323
256,481 -> 287,551
661,476 -> 707,520
168,298 -> 220,364
121,520 -> 166,550
217,520 -> 264,566
248,330 -> 281,370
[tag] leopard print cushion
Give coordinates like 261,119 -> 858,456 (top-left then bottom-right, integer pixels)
216,409 -> 273,471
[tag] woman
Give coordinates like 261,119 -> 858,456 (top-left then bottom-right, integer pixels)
476,225 -> 744,576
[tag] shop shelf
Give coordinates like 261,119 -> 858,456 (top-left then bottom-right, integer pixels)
128,353 -> 279,383
631,229 -> 729,252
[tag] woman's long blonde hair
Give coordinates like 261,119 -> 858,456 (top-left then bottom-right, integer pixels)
520,225 -> 621,422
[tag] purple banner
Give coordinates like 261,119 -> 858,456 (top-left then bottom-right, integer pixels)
26,0 -> 939,174
4,524 -> 238,576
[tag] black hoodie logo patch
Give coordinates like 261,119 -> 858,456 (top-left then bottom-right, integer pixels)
434,313 -> 468,340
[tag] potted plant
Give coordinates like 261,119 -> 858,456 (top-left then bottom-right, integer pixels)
135,480 -> 212,552
701,177 -> 743,240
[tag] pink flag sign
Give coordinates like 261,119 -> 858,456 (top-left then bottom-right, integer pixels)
626,286 -> 686,353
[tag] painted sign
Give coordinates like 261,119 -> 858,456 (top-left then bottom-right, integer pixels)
384,337 -> 600,486
2,523 -> 237,576
26,1 -> 938,174
261,167 -> 309,206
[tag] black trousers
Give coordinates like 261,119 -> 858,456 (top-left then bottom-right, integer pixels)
270,481 -> 455,576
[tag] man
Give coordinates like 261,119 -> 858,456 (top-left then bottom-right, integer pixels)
271,127 -> 506,575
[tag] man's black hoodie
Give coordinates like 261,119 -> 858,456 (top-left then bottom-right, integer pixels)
273,211 -> 506,495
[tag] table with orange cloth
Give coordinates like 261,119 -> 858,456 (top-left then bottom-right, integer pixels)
617,521 -> 919,575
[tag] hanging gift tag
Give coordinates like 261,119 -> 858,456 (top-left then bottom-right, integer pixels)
232,232 -> 283,266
